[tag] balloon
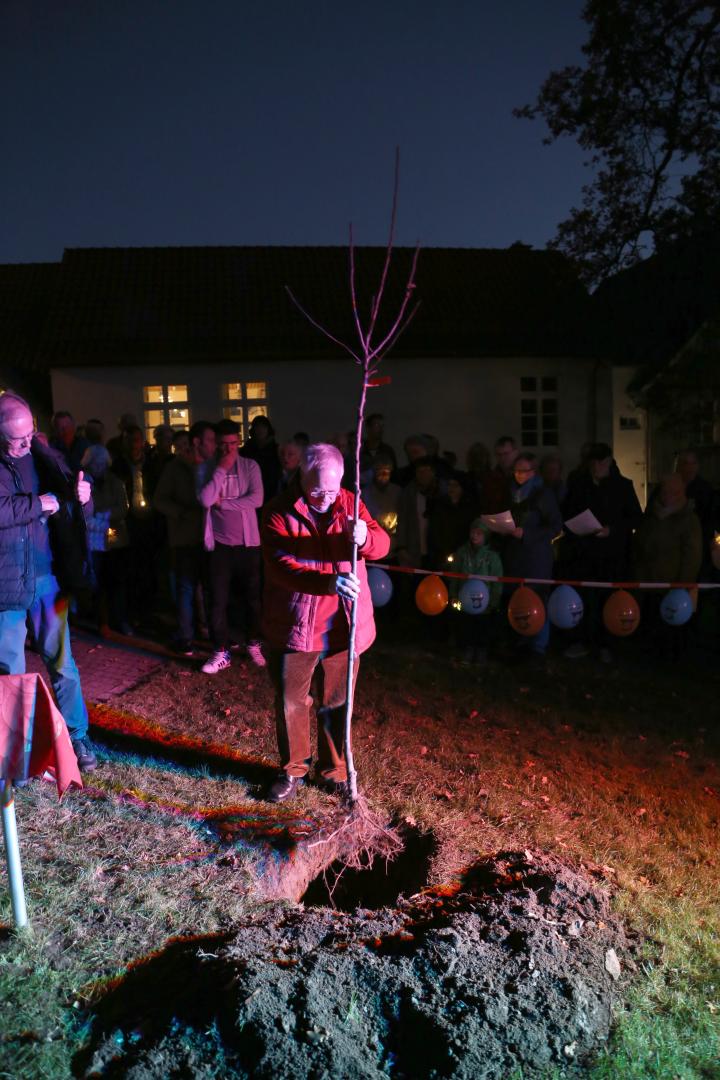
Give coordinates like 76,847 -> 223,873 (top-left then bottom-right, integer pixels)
659,588 -> 693,627
507,586 -> 545,636
547,584 -> 584,630
459,579 -> 490,615
602,589 -> 640,636
367,567 -> 393,608
416,574 -> 448,616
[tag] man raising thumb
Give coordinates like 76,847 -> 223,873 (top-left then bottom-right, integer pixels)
75,468 -> 91,505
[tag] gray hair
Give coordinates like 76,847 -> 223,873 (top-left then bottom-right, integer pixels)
300,442 -> 344,475
0,391 -> 31,427
81,443 -> 111,477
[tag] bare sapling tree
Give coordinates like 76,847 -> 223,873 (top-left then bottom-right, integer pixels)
286,150 -> 420,803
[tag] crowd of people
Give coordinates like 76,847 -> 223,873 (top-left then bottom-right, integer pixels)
1,394 -> 718,791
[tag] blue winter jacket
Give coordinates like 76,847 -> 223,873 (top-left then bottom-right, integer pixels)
0,439 -> 93,610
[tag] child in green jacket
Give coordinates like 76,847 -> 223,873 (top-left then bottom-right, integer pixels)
451,518 -> 503,663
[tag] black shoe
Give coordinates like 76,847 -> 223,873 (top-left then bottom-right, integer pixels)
71,737 -> 98,772
267,773 -> 303,803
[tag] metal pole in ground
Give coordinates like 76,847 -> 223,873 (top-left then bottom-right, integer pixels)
1,779 -> 28,928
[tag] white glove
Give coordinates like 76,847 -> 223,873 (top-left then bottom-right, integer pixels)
345,516 -> 368,548
334,571 -> 361,600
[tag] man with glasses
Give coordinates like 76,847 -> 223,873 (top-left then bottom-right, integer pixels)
197,418 -> 265,673
0,392 -> 97,772
261,443 -> 389,802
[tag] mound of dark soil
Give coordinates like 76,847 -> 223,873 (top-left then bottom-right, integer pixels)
76,851 -> 634,1079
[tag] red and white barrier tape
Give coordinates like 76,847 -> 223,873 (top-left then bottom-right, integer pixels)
371,563 -> 720,591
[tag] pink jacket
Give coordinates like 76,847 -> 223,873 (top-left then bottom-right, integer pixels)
261,484 -> 390,653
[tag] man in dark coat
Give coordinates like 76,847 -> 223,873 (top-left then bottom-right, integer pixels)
0,392 -> 97,772
561,442 -> 643,660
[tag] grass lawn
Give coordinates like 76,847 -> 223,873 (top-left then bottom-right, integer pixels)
1,623 -> 719,1077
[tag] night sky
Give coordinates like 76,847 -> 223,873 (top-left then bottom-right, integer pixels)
2,1 -> 589,264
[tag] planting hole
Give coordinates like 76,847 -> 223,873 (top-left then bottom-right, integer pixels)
302,827 -> 435,911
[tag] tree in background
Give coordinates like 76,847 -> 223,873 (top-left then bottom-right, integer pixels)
516,1 -> 720,287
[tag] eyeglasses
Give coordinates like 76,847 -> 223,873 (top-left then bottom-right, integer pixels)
308,489 -> 339,500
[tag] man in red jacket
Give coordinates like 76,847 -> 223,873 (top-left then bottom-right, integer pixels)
261,443 -> 390,802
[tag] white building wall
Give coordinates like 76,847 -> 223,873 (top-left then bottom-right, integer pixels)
611,365 -> 647,507
51,354 -> 603,470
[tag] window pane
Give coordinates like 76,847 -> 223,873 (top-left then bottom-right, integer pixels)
144,428 -> 155,445
247,405 -> 269,424
542,431 -> 558,446
520,377 -> 536,392
542,412 -> 558,429
223,382 -> 243,400
143,386 -> 164,404
246,381 -> 267,400
223,405 -> 244,442
541,377 -> 557,392
167,385 -> 188,403
521,399 -> 538,415
144,408 -> 165,427
168,406 -> 190,426
521,426 -> 538,445
542,399 -> 558,415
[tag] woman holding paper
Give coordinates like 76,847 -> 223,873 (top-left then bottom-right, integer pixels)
502,452 -> 562,657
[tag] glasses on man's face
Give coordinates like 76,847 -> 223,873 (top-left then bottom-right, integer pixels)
308,489 -> 339,500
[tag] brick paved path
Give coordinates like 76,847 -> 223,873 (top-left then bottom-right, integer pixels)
24,629 -> 169,703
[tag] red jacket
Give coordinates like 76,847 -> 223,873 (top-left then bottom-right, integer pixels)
261,484 -> 390,653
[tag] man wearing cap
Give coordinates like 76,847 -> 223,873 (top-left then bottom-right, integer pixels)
0,392 -> 97,772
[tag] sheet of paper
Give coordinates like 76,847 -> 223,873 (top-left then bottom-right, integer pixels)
564,509 -> 603,536
480,510 -> 517,535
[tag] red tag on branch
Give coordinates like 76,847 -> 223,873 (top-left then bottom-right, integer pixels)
367,375 -> 392,387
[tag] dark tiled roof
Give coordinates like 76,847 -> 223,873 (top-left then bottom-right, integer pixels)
0,262 -> 60,368
3,245 -> 592,367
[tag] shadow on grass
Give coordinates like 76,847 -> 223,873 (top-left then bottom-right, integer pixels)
89,722 -> 276,789
71,931 -> 261,1078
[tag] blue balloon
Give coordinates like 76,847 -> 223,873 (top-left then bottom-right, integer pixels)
367,567 -> 393,607
660,588 -> 693,627
548,585 -> 584,630
458,579 -> 490,615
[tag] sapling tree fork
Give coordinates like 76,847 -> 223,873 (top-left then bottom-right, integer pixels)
286,151 -> 420,802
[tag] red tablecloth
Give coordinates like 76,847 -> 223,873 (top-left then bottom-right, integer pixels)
0,674 -> 83,795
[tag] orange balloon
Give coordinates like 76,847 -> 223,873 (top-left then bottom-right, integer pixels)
507,586 -> 545,636
602,589 -> 640,636
415,574 -> 448,616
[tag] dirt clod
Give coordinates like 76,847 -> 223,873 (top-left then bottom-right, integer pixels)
77,850 -> 632,1078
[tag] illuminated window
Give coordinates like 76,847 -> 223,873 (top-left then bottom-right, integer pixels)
143,385 -> 191,444
220,381 -> 269,444
520,376 -> 558,448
